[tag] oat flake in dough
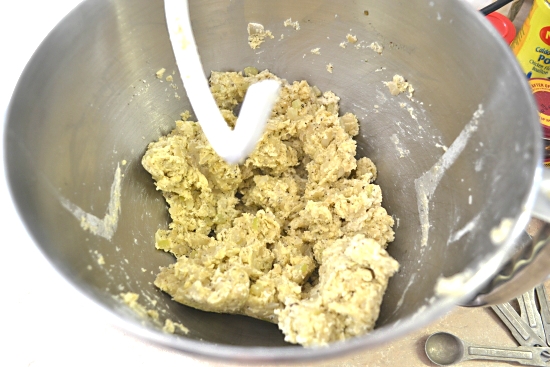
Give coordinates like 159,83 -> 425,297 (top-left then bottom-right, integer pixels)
142,69 -> 399,347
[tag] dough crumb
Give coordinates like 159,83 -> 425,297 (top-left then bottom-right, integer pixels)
243,66 -> 259,77
276,235 -> 399,346
120,293 -> 189,331
247,23 -> 274,49
310,47 -> 321,55
326,63 -> 334,73
368,41 -> 383,54
155,68 -> 166,79
346,34 -> 358,43
93,250 -> 106,265
490,218 -> 514,245
166,75 -> 173,83
384,75 -> 414,97
148,309 -> 159,320
176,322 -> 190,334
339,41 -> 347,48
163,319 -> 190,334
120,292 -> 158,320
163,319 -> 174,333
283,18 -> 300,30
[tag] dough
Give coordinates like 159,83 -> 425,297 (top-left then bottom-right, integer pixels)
384,74 -> 414,97
142,69 -> 399,347
247,23 -> 274,49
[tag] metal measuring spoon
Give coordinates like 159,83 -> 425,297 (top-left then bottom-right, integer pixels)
491,303 -> 548,347
535,284 -> 550,346
517,290 -> 546,340
425,332 -> 550,366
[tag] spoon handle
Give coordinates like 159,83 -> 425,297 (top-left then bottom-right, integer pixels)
519,293 -> 529,323
491,303 -> 547,347
524,289 -> 546,340
462,343 -> 550,366
535,284 -> 550,346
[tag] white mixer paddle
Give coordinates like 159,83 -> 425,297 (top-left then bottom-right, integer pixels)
164,0 -> 281,164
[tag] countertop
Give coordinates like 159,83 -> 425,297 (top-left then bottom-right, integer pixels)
1,1 -> 546,367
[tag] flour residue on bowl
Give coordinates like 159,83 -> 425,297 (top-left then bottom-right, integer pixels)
392,273 -> 417,316
415,105 -> 484,247
448,213 -> 481,244
60,163 -> 122,241
390,134 -> 410,158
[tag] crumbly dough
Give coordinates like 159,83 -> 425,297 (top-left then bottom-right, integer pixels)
163,318 -> 190,335
346,34 -> 358,43
283,18 -> 300,30
156,68 -> 166,79
120,292 -> 160,322
368,41 -> 383,54
142,70 -> 398,347
384,74 -> 414,97
247,23 -> 274,49
120,292 -> 189,334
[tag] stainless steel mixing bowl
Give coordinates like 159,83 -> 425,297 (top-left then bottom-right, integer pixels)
4,0 -> 549,363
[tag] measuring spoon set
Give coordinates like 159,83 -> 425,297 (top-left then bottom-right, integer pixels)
426,284 -> 550,366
